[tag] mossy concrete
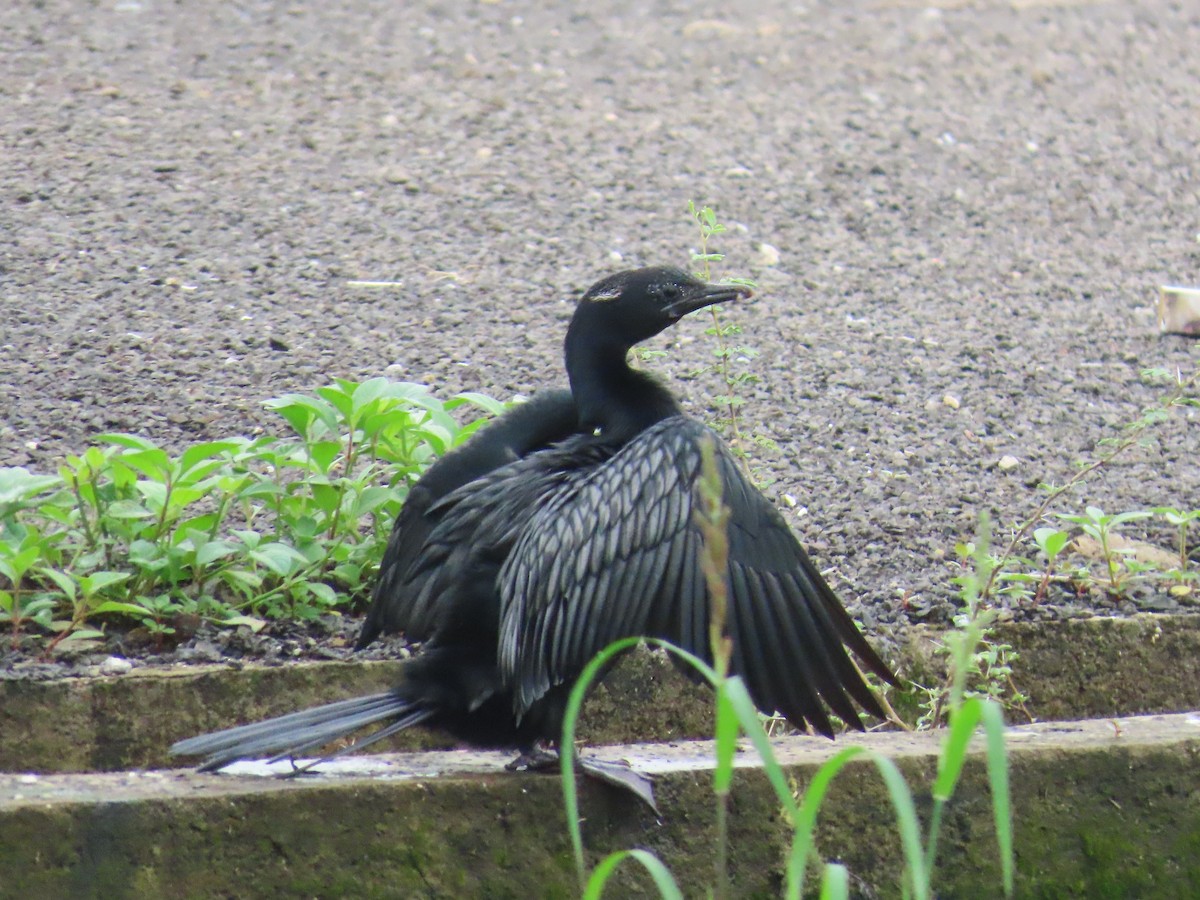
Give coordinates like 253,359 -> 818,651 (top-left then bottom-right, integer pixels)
899,613 -> 1200,724
2,713 -> 1197,898
0,649 -> 715,774
4,614 -> 1199,774
0,659 -> 421,774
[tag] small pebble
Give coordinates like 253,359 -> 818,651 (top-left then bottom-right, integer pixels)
997,455 -> 1019,471
754,242 -> 781,266
100,656 -> 133,676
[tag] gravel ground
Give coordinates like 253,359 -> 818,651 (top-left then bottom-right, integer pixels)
2,0 -> 1199,670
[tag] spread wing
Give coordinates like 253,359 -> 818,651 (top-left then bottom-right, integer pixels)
498,416 -> 894,735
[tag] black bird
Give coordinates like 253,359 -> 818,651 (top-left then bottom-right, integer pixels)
171,267 -> 896,792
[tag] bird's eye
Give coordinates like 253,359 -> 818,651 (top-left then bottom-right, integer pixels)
659,284 -> 680,300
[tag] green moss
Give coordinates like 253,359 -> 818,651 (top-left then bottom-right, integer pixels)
4,740 -> 1200,897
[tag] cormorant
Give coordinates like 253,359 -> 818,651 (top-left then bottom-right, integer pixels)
171,266 -> 896,790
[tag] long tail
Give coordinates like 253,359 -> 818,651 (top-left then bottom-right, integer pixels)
170,692 -> 435,773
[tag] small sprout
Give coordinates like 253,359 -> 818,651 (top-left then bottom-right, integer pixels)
1057,507 -> 1153,596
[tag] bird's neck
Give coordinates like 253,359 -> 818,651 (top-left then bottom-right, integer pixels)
564,328 -> 680,443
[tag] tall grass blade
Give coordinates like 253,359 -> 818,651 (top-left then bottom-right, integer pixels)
583,849 -> 684,900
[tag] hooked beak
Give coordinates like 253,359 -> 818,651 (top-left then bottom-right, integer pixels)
665,281 -> 754,319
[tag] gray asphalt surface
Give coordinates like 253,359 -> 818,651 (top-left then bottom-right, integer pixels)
3,0 -> 1198,636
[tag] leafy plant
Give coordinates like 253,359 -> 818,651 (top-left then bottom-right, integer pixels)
1055,506 -> 1153,596
914,520 -> 1030,731
0,379 -> 504,651
1030,526 -> 1071,603
1152,506 -> 1200,573
688,202 -> 759,436
914,362 -> 1200,725
982,364 -> 1199,606
686,201 -> 779,477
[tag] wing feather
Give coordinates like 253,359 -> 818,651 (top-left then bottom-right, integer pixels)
498,416 -> 895,730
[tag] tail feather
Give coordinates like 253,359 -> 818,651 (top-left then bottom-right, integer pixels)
170,691 -> 429,773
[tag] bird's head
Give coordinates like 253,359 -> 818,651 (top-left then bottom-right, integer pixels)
575,266 -> 753,347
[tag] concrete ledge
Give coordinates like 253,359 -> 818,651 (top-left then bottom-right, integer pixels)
902,612 -> 1200,722
3,613 -> 1199,774
2,712 -> 1198,897
0,650 -> 716,774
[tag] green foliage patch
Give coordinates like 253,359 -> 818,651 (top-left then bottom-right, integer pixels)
0,378 -> 504,652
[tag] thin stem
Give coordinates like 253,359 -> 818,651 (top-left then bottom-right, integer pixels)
66,472 -> 98,554
8,579 -> 23,650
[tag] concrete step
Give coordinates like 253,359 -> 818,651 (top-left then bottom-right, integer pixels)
3,711 -> 1198,898
4,613 -> 1199,773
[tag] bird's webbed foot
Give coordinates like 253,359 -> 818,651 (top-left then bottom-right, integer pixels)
505,741 -> 559,772
506,742 -> 657,813
577,757 -> 658,814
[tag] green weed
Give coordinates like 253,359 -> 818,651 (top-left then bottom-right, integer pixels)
914,362 -> 1199,727
0,379 -> 503,652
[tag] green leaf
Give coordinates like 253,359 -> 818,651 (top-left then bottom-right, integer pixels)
232,530 -> 263,549
352,486 -> 396,518
350,377 -> 392,413
416,422 -> 454,457
134,482 -> 168,511
309,480 -> 342,514
80,571 -> 132,594
179,439 -> 245,474
307,441 -> 343,475
54,629 -> 105,644
560,636 -> 648,888
236,481 -> 284,501
302,582 -> 338,606
38,568 -> 77,600
0,467 -> 63,504
789,746 -> 865,897
1108,509 -> 1153,527
712,684 -> 739,795
164,485 -> 206,512
264,393 -> 340,439
195,540 -> 239,566
114,447 -> 173,480
979,700 -> 1014,896
171,513 -> 221,540
106,499 -> 156,520
819,863 -> 850,900
933,699 -> 984,800
719,676 -> 797,817
1032,527 -> 1069,560
0,545 -> 41,582
332,562 -> 362,586
379,381 -> 437,406
91,600 -> 154,617
583,849 -> 682,900
447,391 -> 508,417
249,543 -> 307,577
97,433 -> 160,452
322,381 -> 360,419
220,615 -> 267,632
220,568 -> 262,593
